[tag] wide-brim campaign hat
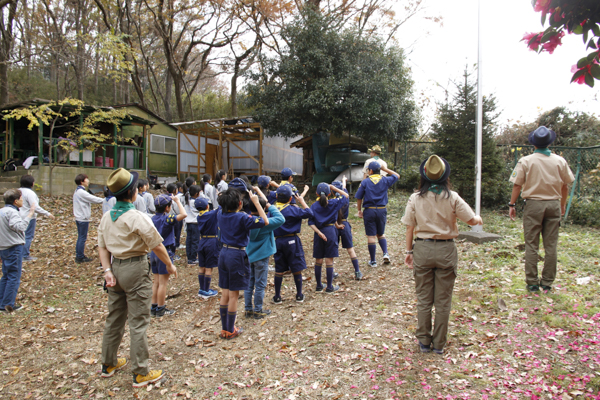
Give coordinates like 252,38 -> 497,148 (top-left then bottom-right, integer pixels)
528,126 -> 556,148
107,168 -> 139,196
419,155 -> 451,183
368,145 -> 382,154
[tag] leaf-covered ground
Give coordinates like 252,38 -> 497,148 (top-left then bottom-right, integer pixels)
1,192 -> 599,400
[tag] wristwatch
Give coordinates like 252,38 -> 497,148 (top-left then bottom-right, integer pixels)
405,250 -> 413,255
104,268 -> 112,273
508,203 -> 516,207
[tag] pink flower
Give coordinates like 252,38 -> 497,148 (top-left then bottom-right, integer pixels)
523,33 -> 542,51
533,0 -> 551,14
542,31 -> 565,54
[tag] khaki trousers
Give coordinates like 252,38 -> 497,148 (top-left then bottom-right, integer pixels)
101,256 -> 152,375
413,240 -> 457,350
523,199 -> 561,287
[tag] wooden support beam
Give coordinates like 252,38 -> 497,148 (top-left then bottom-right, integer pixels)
226,138 -> 260,166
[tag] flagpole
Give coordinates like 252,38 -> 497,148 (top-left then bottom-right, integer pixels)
473,0 -> 483,233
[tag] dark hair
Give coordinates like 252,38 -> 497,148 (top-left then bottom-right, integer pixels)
217,188 -> 242,212
20,175 -> 35,188
202,173 -> 211,185
239,175 -> 251,186
277,193 -> 292,203
103,186 -> 113,198
215,170 -> 227,184
166,183 -> 177,194
115,186 -> 137,202
185,185 -> 202,205
156,203 -> 169,214
4,188 -> 22,205
249,197 -> 267,213
319,193 -> 329,208
138,179 -> 148,190
75,174 -> 88,185
417,176 -> 451,199
176,182 -> 183,190
370,168 -> 381,175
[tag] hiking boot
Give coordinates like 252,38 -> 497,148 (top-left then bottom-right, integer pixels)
225,326 -> 243,340
368,260 -> 377,268
254,309 -> 272,319
244,310 -> 255,318
272,296 -> 282,304
383,253 -> 391,264
296,294 -> 305,303
325,285 -> 340,294
526,284 -> 540,292
432,348 -> 444,355
151,307 -> 157,318
355,271 -> 364,280
541,285 -> 552,293
132,370 -> 165,388
155,307 -> 176,317
315,286 -> 324,293
101,358 -> 128,378
5,304 -> 22,313
418,341 -> 431,353
75,256 -> 93,264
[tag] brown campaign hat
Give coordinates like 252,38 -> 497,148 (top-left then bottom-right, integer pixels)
420,155 -> 451,183
107,168 -> 139,196
368,145 -> 382,154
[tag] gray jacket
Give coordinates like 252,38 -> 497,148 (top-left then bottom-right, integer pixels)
73,187 -> 104,222
0,205 -> 30,250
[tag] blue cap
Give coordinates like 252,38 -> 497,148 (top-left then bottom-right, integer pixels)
154,194 -> 172,207
194,197 -> 209,211
368,161 -> 381,171
281,167 -> 296,178
332,180 -> 343,190
228,177 -> 248,191
276,185 -> 293,198
257,175 -> 271,188
528,126 -> 556,148
316,182 -> 331,196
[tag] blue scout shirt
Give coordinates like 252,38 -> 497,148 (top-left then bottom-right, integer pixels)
267,191 -> 277,205
218,210 -> 266,247
246,205 -> 285,264
273,203 -> 313,237
355,174 -> 399,208
280,181 -> 298,204
197,207 -> 220,236
151,212 -> 177,247
335,189 -> 350,219
308,196 -> 349,229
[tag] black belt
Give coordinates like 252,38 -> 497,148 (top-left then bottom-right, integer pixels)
366,207 -> 386,209
275,234 -> 298,239
415,238 -> 454,242
223,244 -> 246,251
201,235 -> 217,238
113,255 -> 148,263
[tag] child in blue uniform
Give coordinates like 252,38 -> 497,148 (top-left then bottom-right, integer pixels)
244,189 -> 285,319
332,180 -> 363,280
355,161 -> 400,267
272,185 -> 313,304
150,194 -> 187,317
257,175 -> 278,205
194,197 -> 220,299
217,188 -> 269,339
279,168 -> 309,204
308,180 -> 350,293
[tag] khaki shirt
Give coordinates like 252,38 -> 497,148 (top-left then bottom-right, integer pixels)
362,157 -> 388,176
98,209 -> 163,259
401,191 -> 475,239
509,153 -> 574,200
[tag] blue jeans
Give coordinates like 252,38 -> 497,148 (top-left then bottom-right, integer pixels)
244,257 -> 270,312
0,245 -> 24,309
24,219 -> 37,258
186,223 -> 199,262
76,221 -> 89,259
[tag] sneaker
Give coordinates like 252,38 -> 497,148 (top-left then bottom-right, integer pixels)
198,289 -> 208,299
296,294 -> 305,303
178,245 -> 186,249
432,348 -> 444,355
355,271 -> 364,280
325,285 -> 339,294
155,307 -> 176,317
206,289 -> 218,297
541,285 -> 552,292
418,341 -> 431,353
132,370 -> 165,388
151,307 -> 157,317
225,326 -> 244,340
5,304 -> 22,313
272,296 -> 283,305
527,284 -> 540,292
173,255 -> 181,261
315,286 -> 324,293
254,309 -> 272,319
383,253 -> 391,264
23,256 -> 37,262
187,260 -> 198,265
219,330 -> 227,339
101,358 -> 128,378
75,256 -> 93,264
244,310 -> 255,318
333,272 -> 339,280
368,260 -> 377,268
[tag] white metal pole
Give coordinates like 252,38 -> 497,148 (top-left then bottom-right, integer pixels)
473,0 -> 483,232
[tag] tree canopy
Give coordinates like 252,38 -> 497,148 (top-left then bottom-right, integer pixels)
243,9 -> 419,141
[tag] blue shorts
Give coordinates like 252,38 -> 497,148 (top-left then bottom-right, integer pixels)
150,246 -> 174,275
274,235 -> 307,274
218,247 -> 250,291
363,207 -> 387,236
337,221 -> 353,249
313,225 -> 339,259
198,237 -> 220,269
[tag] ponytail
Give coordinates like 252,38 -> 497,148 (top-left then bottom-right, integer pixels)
215,169 -> 227,185
319,193 -> 328,208
202,173 -> 211,185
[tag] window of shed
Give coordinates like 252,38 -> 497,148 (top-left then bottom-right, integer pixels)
150,135 -> 176,155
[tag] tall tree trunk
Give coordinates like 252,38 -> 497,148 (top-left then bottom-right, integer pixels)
163,69 -> 173,121
0,0 -> 18,106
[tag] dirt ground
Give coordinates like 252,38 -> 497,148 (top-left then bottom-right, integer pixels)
0,192 -> 599,400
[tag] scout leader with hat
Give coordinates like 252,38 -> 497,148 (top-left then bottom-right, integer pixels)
362,145 -> 388,180
402,155 -> 482,355
97,168 -> 178,388
508,126 -> 574,293
355,160 -> 399,267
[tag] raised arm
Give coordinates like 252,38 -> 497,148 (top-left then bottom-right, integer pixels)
380,165 -> 399,179
249,192 -> 269,225
172,195 -> 187,221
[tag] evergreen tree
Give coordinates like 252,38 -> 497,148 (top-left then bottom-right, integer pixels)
431,69 -> 503,206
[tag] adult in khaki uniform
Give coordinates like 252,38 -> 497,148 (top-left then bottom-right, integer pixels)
402,155 -> 482,354
508,126 -> 574,293
98,168 -> 178,388
362,145 -> 388,179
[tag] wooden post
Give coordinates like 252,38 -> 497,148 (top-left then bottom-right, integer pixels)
9,118 -> 14,159
197,128 -> 201,180
218,120 -> 223,169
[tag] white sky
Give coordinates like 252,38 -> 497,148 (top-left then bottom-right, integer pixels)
396,0 -> 600,132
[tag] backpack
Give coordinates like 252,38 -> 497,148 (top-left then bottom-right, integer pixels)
2,158 -> 18,172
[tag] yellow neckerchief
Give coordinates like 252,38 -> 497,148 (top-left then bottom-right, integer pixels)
369,174 -> 382,185
275,201 -> 291,212
198,209 -> 209,216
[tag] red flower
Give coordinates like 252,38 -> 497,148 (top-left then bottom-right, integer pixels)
523,32 -> 542,51
542,31 -> 565,54
534,0 -> 552,15
571,58 -> 599,85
